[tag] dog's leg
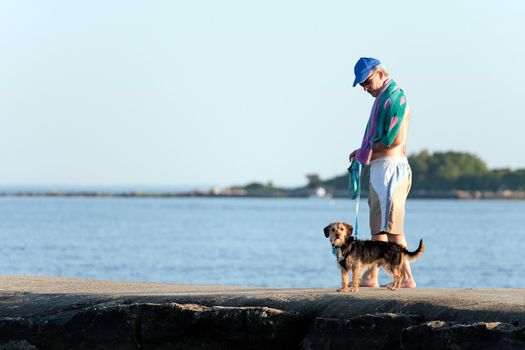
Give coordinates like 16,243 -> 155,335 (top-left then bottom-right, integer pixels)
389,267 -> 403,291
350,265 -> 361,292
337,268 -> 348,292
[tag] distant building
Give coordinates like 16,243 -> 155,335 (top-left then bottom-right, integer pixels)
312,186 -> 327,198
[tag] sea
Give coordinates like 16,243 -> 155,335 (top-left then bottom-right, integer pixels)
1,196 -> 524,288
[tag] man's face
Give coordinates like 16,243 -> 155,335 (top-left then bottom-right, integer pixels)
360,70 -> 384,97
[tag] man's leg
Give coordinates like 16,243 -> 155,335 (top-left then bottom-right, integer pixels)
385,233 -> 416,288
359,232 -> 387,287
361,232 -> 417,288
364,157 -> 414,287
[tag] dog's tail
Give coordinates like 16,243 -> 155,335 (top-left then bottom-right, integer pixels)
404,239 -> 424,261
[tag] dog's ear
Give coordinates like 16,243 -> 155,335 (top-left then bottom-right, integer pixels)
323,224 -> 332,238
343,223 -> 353,235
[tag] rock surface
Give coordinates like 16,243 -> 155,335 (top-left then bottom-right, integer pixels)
402,320 -> 525,350
303,313 -> 424,350
1,276 -> 525,349
0,302 -> 306,349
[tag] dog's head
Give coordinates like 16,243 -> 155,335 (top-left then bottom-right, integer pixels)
323,222 -> 354,248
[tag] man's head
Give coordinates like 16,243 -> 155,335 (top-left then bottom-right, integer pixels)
352,57 -> 389,97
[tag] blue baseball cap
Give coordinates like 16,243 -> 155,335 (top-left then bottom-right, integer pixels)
352,57 -> 381,87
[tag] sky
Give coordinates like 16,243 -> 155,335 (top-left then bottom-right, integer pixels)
1,1 -> 524,189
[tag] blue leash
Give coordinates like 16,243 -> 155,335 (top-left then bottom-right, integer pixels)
332,160 -> 363,256
348,160 -> 362,238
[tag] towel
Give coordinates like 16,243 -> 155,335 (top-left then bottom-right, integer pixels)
355,79 -> 407,165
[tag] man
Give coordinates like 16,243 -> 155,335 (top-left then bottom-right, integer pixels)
349,57 -> 416,288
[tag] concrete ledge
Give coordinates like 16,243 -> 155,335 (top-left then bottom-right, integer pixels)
1,276 -> 525,349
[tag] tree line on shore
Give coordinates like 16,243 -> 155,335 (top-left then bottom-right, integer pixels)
311,150 -> 525,194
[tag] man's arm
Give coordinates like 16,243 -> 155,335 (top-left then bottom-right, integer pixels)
373,133 -> 402,151
373,106 -> 410,152
372,109 -> 409,157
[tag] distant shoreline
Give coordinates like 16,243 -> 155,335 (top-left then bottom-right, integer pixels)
1,189 -> 524,199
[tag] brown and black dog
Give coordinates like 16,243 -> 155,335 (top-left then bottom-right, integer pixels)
323,222 -> 424,292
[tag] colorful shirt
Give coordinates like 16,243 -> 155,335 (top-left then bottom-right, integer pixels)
355,79 -> 408,165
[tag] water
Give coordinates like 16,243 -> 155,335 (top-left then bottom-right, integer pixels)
1,197 -> 524,288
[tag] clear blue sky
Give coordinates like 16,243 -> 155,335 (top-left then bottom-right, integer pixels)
1,1 -> 524,188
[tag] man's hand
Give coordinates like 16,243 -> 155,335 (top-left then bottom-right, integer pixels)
349,149 -> 358,162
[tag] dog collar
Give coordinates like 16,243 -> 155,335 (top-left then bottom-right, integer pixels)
333,239 -> 356,256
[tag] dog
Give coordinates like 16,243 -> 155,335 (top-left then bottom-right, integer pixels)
323,222 -> 424,292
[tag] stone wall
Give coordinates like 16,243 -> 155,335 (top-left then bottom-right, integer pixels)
2,300 -> 525,350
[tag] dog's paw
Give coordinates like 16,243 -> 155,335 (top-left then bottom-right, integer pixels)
337,287 -> 348,293
350,287 -> 359,293
387,285 -> 398,291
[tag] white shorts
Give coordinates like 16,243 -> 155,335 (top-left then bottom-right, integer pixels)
368,156 -> 412,235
